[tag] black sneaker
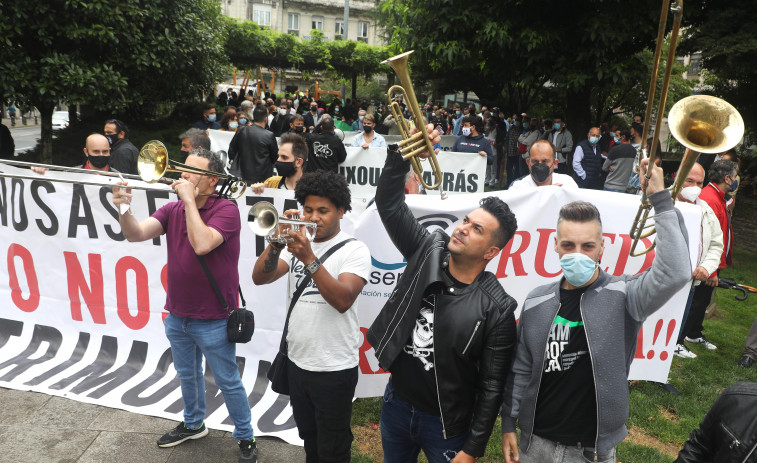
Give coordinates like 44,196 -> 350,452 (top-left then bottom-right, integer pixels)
157,422 -> 208,448
238,439 -> 258,463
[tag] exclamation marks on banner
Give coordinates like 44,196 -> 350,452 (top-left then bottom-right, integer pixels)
645,319 -> 677,361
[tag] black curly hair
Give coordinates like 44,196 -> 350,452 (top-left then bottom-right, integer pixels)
294,170 -> 352,212
479,196 -> 517,248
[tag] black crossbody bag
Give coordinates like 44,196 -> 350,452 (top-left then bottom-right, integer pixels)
196,255 -> 255,344
267,238 -> 355,395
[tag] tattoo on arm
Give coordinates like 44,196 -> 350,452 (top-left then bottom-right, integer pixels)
262,247 -> 281,273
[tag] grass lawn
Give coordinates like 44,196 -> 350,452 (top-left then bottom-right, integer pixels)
350,245 -> 757,462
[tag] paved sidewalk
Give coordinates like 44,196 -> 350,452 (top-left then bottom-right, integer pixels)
0,387 -> 305,463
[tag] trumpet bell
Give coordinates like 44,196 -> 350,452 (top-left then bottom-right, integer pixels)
668,95 -> 744,154
248,201 -> 279,236
138,140 -> 169,183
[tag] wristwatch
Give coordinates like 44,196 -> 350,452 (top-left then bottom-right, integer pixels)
306,258 -> 321,275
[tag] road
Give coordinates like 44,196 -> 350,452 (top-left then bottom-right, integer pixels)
7,124 -> 41,155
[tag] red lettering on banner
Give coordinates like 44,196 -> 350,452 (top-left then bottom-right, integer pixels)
603,234 -> 633,276
358,327 -> 386,375
64,252 -> 105,324
534,229 -> 560,278
161,265 -> 169,323
7,243 -> 40,312
496,231 -> 531,278
115,256 -> 151,330
634,325 -> 645,359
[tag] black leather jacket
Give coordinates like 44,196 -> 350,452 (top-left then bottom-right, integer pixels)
366,147 -> 517,458
676,382 -> 757,463
228,124 -> 278,184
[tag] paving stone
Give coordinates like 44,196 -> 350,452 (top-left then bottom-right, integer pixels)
0,426 -> 98,463
24,395 -> 103,429
0,388 -> 50,425
77,431 -> 171,463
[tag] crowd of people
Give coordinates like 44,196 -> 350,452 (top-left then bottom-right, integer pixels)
11,85 -> 755,463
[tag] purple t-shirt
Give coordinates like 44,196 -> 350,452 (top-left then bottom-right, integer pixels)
152,197 -> 241,319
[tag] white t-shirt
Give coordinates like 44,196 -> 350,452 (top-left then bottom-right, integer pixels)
279,230 -> 371,372
509,172 -> 578,189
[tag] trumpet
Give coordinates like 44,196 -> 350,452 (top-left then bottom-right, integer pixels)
248,201 -> 318,244
628,0 -> 743,256
383,50 -> 447,199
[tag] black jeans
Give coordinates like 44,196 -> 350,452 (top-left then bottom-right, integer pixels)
287,359 -> 358,463
682,275 -> 717,339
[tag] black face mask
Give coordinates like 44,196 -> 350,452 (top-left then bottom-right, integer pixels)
275,160 -> 296,178
88,155 -> 110,169
104,133 -> 118,146
294,126 -> 305,134
180,150 -> 190,162
530,162 -> 551,183
363,125 -> 374,134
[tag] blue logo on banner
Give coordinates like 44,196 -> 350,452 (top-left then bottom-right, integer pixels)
371,257 -> 407,270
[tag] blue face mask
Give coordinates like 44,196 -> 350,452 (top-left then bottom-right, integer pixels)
589,136 -> 600,144
560,253 -> 598,287
729,174 -> 740,192
208,114 -> 217,122
228,121 -> 238,130
554,122 -> 561,131
514,121 -> 520,127
239,118 -> 247,125
455,110 -> 461,116
614,137 -> 620,143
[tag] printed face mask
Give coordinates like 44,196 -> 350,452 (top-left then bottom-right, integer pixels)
462,127 -> 472,137
560,252 -> 598,287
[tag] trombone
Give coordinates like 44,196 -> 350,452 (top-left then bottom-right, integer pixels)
248,201 -> 318,243
628,0 -> 744,256
0,140 -> 247,200
383,50 -> 447,199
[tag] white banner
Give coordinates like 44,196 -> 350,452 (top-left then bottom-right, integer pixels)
207,129 -> 486,215
0,165 -> 699,446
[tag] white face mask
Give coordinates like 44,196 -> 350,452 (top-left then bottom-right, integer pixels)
680,185 -> 702,203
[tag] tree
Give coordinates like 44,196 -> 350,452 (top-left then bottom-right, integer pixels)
378,0 -> 681,137
0,0 -> 227,164
679,0 -> 757,129
224,20 -> 391,101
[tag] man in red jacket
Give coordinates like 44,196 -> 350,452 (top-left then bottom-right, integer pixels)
680,159 -> 739,353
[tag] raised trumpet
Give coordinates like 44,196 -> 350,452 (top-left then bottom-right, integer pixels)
248,201 -> 318,243
383,50 -> 447,199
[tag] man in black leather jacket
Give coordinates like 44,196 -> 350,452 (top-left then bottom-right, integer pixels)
228,105 -> 278,184
675,381 -> 757,463
366,142 -> 518,463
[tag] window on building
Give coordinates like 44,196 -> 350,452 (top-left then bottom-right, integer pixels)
335,20 -> 344,40
689,52 -> 702,76
251,5 -> 271,27
358,21 -> 369,42
312,16 -> 323,31
288,13 -> 299,35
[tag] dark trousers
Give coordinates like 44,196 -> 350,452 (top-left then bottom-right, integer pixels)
380,380 -> 468,463
287,359 -> 358,463
744,317 -> 757,359
505,155 -> 519,187
676,285 -> 697,344
682,278 -> 716,340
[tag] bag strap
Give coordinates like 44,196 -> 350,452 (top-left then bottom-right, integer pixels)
196,255 -> 246,315
278,238 -> 355,354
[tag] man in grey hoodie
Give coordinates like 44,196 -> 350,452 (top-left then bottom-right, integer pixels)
501,158 -> 691,463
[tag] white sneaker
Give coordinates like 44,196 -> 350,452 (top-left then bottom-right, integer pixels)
685,336 -> 717,350
674,343 -> 697,358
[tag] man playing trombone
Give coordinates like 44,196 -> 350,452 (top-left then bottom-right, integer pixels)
500,158 -> 691,463
112,148 -> 257,463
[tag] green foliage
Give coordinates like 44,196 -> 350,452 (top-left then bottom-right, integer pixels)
0,0 -> 227,163
223,19 -> 391,79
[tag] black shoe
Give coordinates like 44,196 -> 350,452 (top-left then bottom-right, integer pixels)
157,422 -> 208,447
738,355 -> 755,368
238,439 -> 258,463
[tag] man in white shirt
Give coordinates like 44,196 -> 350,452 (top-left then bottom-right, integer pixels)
351,114 -> 387,149
251,170 -> 371,463
509,139 -> 578,190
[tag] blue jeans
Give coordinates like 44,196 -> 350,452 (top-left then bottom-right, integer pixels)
603,187 -> 626,193
522,434 -> 615,463
164,313 -> 253,440
380,380 -> 468,463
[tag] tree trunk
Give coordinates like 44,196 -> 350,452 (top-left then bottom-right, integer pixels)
68,104 -> 78,127
38,102 -> 55,164
351,72 -> 357,102
566,86 -> 592,148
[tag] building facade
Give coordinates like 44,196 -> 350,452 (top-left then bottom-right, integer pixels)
220,0 -> 382,45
